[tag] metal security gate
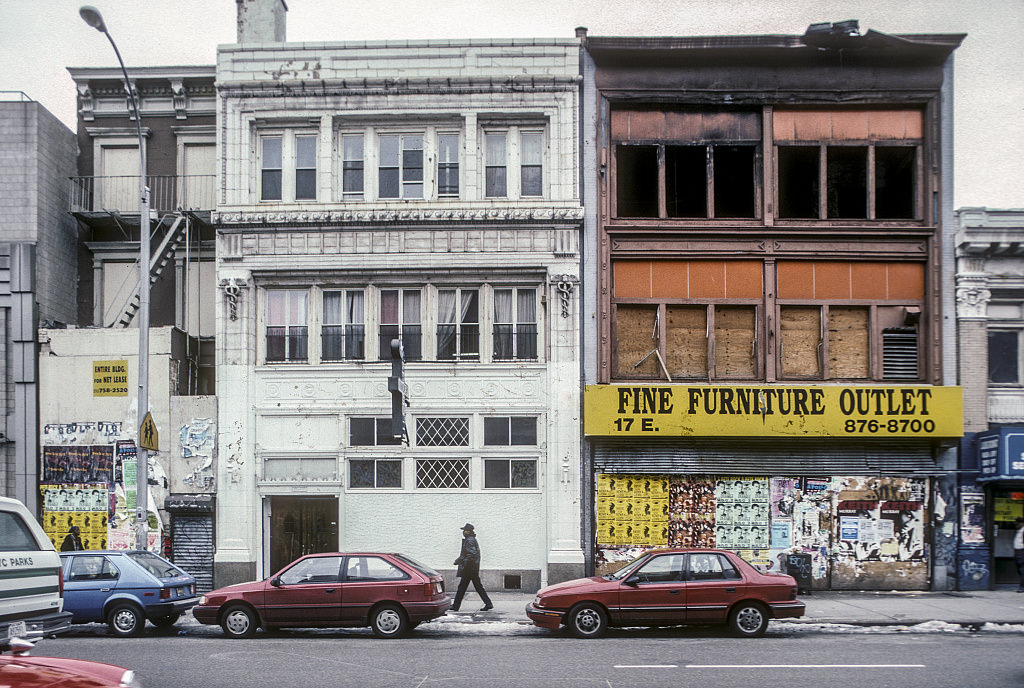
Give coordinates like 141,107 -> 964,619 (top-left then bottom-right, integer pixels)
165,494 -> 215,593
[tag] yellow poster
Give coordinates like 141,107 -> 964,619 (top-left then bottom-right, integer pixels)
93,360 -> 129,397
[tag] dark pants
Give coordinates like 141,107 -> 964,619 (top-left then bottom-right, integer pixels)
453,568 -> 492,609
1015,549 -> 1024,588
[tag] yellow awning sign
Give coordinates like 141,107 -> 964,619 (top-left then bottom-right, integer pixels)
93,360 -> 129,397
585,385 -> 963,438
139,412 -> 159,451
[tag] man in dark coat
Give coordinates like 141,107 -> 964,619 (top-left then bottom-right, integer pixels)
452,523 -> 493,611
61,525 -> 84,552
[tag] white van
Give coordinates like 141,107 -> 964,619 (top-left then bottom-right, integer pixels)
0,496 -> 72,647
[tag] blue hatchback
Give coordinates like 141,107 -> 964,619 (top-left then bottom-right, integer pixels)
59,550 -> 198,637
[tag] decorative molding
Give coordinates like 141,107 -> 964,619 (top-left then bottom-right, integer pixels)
170,79 -> 187,120
77,83 -> 94,122
551,274 -> 579,318
955,283 -> 991,319
214,206 -> 584,226
220,278 -> 249,321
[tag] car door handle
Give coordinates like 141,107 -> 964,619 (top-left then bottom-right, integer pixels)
669,589 -> 680,594
725,587 -> 736,593
325,588 -> 336,593
101,588 -> 111,592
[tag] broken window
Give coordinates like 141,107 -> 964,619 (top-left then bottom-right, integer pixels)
612,108 -> 760,220
774,109 -> 921,221
615,304 -> 662,378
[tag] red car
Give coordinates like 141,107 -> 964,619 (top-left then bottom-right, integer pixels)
526,548 -> 805,638
1,639 -> 138,688
193,552 -> 450,638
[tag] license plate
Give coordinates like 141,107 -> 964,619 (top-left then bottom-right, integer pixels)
3,621 -> 26,640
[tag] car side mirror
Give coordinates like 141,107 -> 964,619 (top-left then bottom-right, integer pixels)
270,576 -> 282,587
622,576 -> 639,588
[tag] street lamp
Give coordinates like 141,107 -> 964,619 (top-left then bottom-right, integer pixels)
80,5 -> 151,552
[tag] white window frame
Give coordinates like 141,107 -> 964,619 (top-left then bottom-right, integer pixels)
493,287 -> 539,361
436,132 -> 461,198
264,288 -> 309,363
322,289 -> 365,362
481,124 -> 547,200
378,132 -> 424,200
257,129 -> 318,203
436,287 -> 480,361
340,133 -> 365,200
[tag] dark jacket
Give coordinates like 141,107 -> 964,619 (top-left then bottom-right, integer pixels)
60,533 -> 83,552
454,534 -> 480,577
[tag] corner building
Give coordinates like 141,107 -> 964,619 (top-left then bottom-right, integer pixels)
214,17 -> 584,588
582,24 -> 965,590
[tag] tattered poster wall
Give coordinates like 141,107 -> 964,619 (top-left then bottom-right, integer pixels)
596,473 -> 930,590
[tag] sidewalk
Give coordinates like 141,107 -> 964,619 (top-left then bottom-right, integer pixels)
444,586 -> 1024,628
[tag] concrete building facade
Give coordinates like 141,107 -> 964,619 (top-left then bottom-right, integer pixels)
0,95 -> 78,511
213,9 -> 584,590
955,207 -> 1024,588
581,24 -> 966,590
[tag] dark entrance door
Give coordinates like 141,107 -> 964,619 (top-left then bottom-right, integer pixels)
268,497 -> 338,575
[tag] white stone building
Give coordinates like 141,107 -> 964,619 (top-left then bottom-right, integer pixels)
213,7 -> 584,590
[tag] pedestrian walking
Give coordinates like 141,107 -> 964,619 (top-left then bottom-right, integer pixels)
1014,517 -> 1024,592
61,525 -> 84,552
452,523 -> 493,611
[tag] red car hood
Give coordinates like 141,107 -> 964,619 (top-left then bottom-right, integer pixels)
209,579 -> 268,595
0,654 -> 130,688
538,576 -> 611,595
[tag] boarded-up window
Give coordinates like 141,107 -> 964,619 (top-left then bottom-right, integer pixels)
666,306 -> 707,378
715,306 -> 756,378
780,306 -> 821,377
615,305 -> 660,378
828,307 -> 870,378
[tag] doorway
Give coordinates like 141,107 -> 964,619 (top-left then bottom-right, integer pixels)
267,497 -> 338,575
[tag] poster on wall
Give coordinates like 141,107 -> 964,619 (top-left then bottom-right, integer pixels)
669,476 -> 715,548
960,492 -> 985,545
714,477 -> 769,549
596,474 -> 670,548
840,516 -> 860,541
880,500 -> 925,560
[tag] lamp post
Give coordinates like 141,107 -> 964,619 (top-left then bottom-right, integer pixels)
80,5 -> 150,551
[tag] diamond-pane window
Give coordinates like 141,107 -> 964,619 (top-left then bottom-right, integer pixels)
416,459 -> 469,488
416,417 -> 469,446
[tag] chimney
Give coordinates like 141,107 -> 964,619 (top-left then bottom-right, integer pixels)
237,0 -> 288,44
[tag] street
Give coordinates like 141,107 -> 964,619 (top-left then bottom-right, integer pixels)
34,621 -> 1024,688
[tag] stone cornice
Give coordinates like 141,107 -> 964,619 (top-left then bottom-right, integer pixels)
215,206 -> 584,226
218,75 -> 580,98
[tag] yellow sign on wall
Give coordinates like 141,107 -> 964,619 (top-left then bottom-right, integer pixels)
93,360 -> 129,397
585,384 -> 963,438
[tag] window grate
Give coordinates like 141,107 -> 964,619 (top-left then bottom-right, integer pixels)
416,459 -> 469,488
416,417 -> 469,446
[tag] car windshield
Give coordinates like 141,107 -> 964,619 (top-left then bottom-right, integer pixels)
392,553 -> 439,577
125,551 -> 186,579
605,553 -> 654,580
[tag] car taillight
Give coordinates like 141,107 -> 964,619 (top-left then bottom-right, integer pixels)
423,581 -> 443,597
791,586 -> 798,599
160,588 -> 171,600
57,566 -> 64,597
190,583 -> 196,595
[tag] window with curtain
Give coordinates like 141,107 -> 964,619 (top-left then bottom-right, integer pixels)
342,134 -> 364,199
437,289 -> 479,361
379,289 -> 422,360
261,136 -> 282,201
485,133 -> 507,197
437,133 -> 459,197
322,290 -> 364,361
266,289 -> 308,362
493,288 -> 537,360
520,132 -> 543,196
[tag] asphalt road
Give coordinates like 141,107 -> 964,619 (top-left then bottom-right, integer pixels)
33,624 -> 1024,688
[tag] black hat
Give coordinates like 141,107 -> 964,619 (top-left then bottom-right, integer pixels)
70,525 -> 80,533
462,523 -> 474,531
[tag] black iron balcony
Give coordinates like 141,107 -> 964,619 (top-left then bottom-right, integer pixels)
69,174 -> 216,215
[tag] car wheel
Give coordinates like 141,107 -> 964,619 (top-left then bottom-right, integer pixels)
107,602 -> 144,637
151,613 -> 181,628
729,602 -> 768,638
221,604 -> 258,639
567,602 -> 607,639
370,604 -> 408,638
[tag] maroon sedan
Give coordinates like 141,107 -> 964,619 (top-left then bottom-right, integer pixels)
527,548 -> 805,638
1,639 -> 138,688
193,552 -> 450,639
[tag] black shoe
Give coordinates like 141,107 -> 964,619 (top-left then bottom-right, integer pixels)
480,604 -> 493,611
450,605 -> 460,611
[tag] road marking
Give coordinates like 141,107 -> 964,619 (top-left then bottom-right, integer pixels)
614,665 -> 679,669
686,664 -> 925,669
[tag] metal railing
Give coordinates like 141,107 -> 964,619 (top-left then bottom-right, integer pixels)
69,175 -> 216,214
